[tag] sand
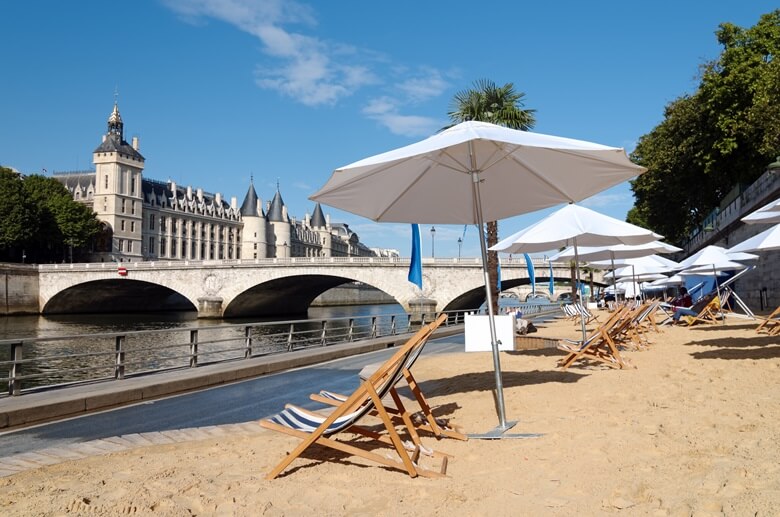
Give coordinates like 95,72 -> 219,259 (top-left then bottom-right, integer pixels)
1,314 -> 779,516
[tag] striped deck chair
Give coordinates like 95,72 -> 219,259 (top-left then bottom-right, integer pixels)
310,314 -> 466,445
557,306 -> 633,369
259,315 -> 450,479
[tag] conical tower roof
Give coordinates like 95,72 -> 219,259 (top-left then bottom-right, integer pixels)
310,202 -> 326,227
240,178 -> 262,217
267,185 -> 288,222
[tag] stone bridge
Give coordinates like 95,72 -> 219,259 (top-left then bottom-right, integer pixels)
37,257 -> 605,318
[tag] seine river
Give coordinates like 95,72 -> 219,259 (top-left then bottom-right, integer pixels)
0,303 -> 415,391
0,303 -> 407,340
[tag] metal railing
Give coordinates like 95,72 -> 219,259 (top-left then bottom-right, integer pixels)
0,304 -> 561,397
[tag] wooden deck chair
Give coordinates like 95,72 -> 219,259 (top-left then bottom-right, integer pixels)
311,313 -> 467,445
756,305 -> 780,334
259,316 -> 449,479
557,306 -> 633,369
683,295 -> 721,326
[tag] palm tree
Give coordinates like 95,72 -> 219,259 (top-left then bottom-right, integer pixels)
447,79 -> 536,312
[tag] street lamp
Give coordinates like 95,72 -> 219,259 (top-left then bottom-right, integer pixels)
457,237 -> 462,259
430,226 -> 436,258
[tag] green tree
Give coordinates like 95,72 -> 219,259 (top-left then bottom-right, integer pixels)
447,79 -> 536,312
23,175 -> 101,262
0,167 -> 39,261
629,10 -> 780,244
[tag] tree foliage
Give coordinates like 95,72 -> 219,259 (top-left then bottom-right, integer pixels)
0,168 -> 39,259
0,168 -> 101,263
629,10 -> 780,244
447,79 -> 536,312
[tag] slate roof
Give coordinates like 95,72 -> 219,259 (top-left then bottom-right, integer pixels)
240,181 -> 263,217
310,202 -> 326,227
267,189 -> 288,222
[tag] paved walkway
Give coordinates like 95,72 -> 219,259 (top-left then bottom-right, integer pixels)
0,326 -> 466,478
0,421 -> 266,477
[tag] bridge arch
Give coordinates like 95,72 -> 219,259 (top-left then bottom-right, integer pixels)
36,259 -> 601,318
42,279 -> 196,314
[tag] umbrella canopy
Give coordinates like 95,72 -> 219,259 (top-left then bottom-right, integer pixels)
648,274 -> 685,287
549,241 -> 680,262
606,263 -> 675,279
490,204 -> 658,254
589,254 -> 681,270
727,223 -> 780,253
310,121 -> 646,435
311,121 -> 646,224
491,204 -> 657,342
677,245 -> 758,270
742,198 -> 780,224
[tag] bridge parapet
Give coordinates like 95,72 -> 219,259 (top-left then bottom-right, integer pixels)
35,258 -> 604,318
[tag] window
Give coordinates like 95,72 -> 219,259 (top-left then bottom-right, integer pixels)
149,237 -> 155,254
130,175 -> 135,195
160,216 -> 167,232
149,214 -> 155,230
253,243 -> 257,250
121,220 -> 126,231
121,199 -> 125,213
130,221 -> 135,233
104,175 -> 108,189
118,239 -> 124,252
131,201 -> 136,215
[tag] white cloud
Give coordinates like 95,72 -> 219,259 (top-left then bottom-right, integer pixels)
164,0 -> 373,106
362,99 -> 441,137
163,0 -> 452,133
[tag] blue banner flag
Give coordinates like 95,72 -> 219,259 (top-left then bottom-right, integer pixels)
548,261 -> 555,295
496,255 -> 502,293
408,224 -> 422,289
524,253 -> 535,294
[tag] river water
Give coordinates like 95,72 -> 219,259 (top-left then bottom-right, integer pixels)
0,299 -> 540,391
0,303 -> 416,391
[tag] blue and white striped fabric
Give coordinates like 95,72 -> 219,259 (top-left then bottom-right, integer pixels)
268,405 -> 363,435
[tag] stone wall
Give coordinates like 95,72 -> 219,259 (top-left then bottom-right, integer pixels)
310,282 -> 397,307
0,264 -> 39,315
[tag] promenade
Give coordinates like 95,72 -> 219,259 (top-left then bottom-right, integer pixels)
0,326 -> 465,475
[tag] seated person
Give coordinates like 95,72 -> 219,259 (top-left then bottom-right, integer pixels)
671,287 -> 695,323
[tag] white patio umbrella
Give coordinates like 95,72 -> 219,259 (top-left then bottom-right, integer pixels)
727,223 -> 780,253
310,121 -> 646,436
647,274 -> 685,287
676,245 -> 757,320
742,198 -> 780,224
550,241 -> 680,263
490,203 -> 657,342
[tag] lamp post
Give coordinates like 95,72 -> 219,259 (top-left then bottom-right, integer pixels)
457,237 -> 462,259
430,226 -> 436,258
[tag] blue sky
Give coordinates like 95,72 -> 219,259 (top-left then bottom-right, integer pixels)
1,1 -> 776,258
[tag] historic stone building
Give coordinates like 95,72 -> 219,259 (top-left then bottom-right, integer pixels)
54,103 -> 392,262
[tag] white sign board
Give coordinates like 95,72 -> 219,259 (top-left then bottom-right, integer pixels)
465,314 -> 515,352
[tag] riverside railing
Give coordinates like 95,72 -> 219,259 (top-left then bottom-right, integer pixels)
0,304 -> 561,397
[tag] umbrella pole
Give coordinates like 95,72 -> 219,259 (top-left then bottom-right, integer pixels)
713,264 -> 725,324
610,252 -> 617,304
471,170 -> 512,432
573,239 -> 587,343
468,167 -> 539,440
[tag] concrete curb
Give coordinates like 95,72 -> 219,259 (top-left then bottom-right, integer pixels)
0,326 -> 463,431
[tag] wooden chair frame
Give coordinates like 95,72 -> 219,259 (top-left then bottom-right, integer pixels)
259,315 -> 450,479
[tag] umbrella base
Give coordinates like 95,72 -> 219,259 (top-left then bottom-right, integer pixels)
468,421 -> 543,440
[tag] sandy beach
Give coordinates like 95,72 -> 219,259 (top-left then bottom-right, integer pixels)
1,313 -> 779,516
